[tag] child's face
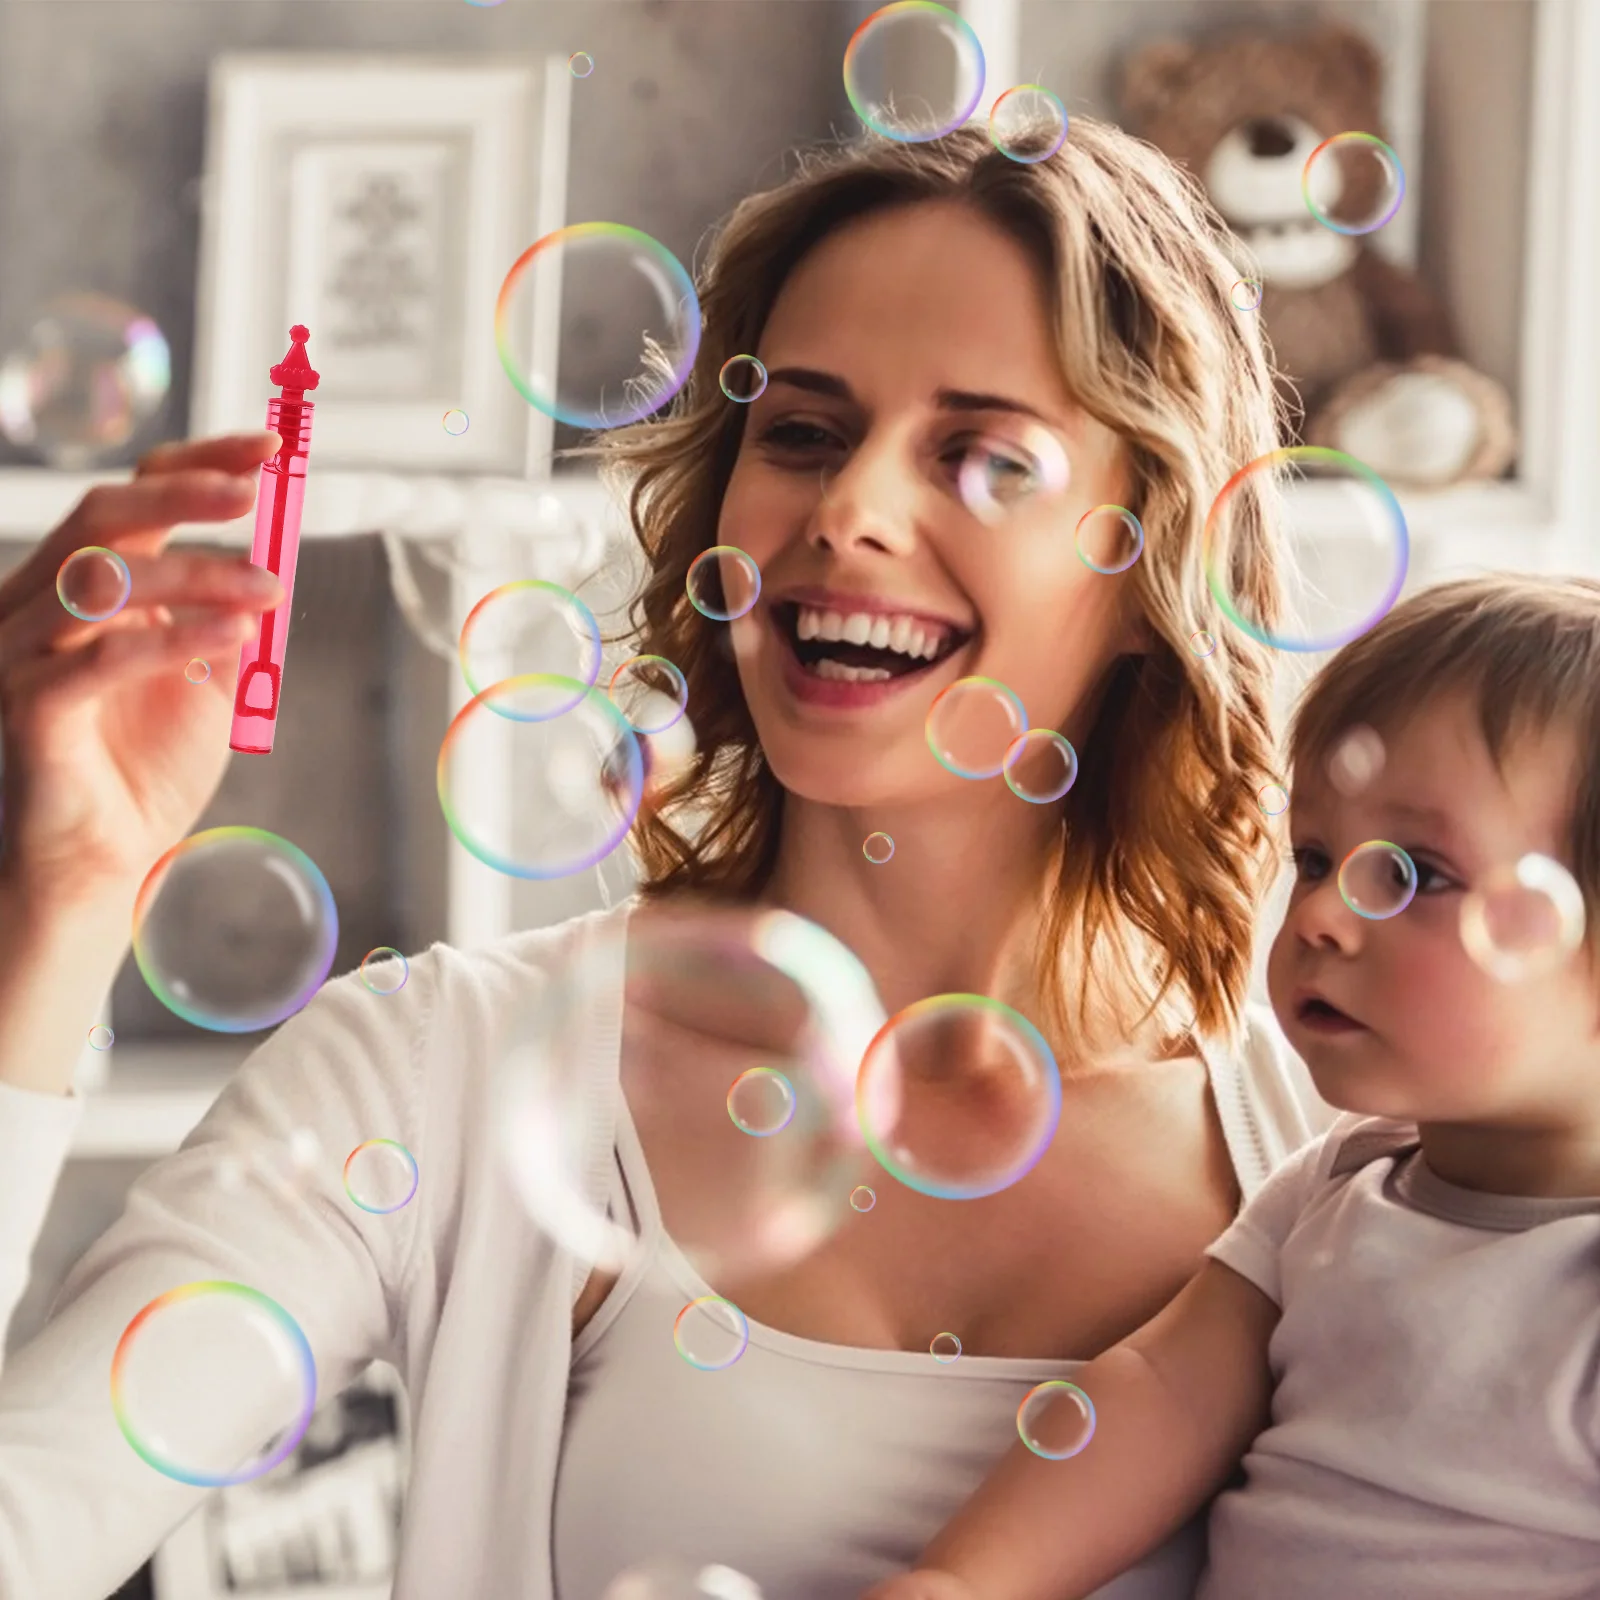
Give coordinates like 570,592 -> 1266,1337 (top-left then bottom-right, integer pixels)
1267,693 -> 1600,1128
720,199 -> 1144,811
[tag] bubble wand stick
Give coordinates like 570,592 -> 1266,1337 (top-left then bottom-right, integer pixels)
230,325 -> 319,755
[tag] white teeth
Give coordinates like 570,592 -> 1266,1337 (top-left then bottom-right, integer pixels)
842,613 -> 874,646
888,616 -> 913,653
867,616 -> 892,649
812,659 -> 894,682
793,605 -> 956,661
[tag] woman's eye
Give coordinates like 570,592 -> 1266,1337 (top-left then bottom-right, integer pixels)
757,420 -> 839,453
944,439 -> 1042,505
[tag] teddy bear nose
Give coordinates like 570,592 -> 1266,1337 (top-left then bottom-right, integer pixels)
1242,116 -> 1299,159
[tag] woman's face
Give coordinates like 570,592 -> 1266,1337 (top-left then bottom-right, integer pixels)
720,198 -> 1142,809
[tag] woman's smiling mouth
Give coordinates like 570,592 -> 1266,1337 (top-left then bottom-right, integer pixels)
765,598 -> 975,710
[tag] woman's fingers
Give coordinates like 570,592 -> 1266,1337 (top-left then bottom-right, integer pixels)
135,431 -> 282,480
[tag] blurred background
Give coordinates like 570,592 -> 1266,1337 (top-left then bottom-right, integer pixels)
0,1 -> 1594,1595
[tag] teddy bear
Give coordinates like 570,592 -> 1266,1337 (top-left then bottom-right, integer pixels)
1119,20 -> 1517,489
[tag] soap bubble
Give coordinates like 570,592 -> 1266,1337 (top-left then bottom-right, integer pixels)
495,224 -> 699,430
604,1558 -> 764,1600
1460,854 -> 1586,983
686,546 -> 762,621
1002,729 -> 1078,804
442,408 -> 470,435
493,902 -> 886,1280
857,993 -> 1061,1199
1326,725 -> 1386,797
989,84 -> 1068,163
609,654 -> 688,735
569,51 -> 595,79
1204,448 -> 1407,654
457,580 -> 602,716
88,1024 -> 114,1051
359,947 -> 409,995
727,1067 -> 797,1137
0,292 -> 170,468
1338,841 -> 1417,920
1231,278 -> 1264,312
863,832 -> 895,864
184,657 -> 211,685
1303,132 -> 1405,236
849,1185 -> 876,1212
930,1331 -> 962,1363
1190,630 -> 1218,658
718,355 -> 768,403
843,1 -> 985,144
956,423 -> 1070,525
438,676 -> 643,880
1075,506 -> 1144,574
109,1282 -> 317,1487
343,1139 -> 419,1213
926,676 -> 1028,779
132,828 -> 339,1033
1258,783 -> 1289,817
1018,1379 -> 1096,1460
673,1296 -> 751,1371
57,545 -> 131,622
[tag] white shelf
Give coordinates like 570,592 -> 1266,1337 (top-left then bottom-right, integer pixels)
71,1042 -> 250,1160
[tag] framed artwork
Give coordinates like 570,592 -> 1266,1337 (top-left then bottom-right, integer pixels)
192,54 -> 572,475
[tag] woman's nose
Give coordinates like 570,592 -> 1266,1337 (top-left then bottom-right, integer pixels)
810,448 -> 919,557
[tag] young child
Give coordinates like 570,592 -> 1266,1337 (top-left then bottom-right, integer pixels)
866,573 -> 1600,1600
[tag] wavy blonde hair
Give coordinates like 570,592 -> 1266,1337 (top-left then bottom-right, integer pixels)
573,118 -> 1290,1048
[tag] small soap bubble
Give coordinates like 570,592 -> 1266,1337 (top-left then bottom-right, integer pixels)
343,1139 -> 420,1213
609,654 -> 688,735
88,1024 -> 115,1051
57,545 -> 131,622
132,827 -> 339,1033
956,423 -> 1070,525
442,408 -> 470,435
1018,1379 -> 1096,1460
1075,505 -> 1144,574
1231,278 -> 1264,312
727,1066 -> 798,1137
930,1331 -> 962,1363
495,224 -> 699,430
686,546 -> 762,622
857,994 -> 1061,1199
1338,840 -> 1417,920
1190,630 -> 1218,658
603,1559 -> 765,1600
1303,132 -> 1405,236
844,1 -> 985,144
988,84 -> 1068,163
359,947 -> 409,995
109,1282 -> 317,1487
569,51 -> 595,78
849,1184 -> 877,1212
718,355 -> 768,403
458,581 -> 603,717
926,677 -> 1028,780
1003,729 -> 1077,804
673,1296 -> 751,1371
1257,783 -> 1289,817
1327,725 -> 1386,797
184,657 -> 211,685
863,831 -> 895,864
1460,853 -> 1586,983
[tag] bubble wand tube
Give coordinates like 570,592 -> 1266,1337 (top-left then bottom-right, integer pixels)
230,325 -> 319,755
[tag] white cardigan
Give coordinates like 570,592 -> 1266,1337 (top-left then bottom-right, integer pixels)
0,899 -> 1333,1599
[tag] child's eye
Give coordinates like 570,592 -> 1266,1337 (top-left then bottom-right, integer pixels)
1407,856 -> 1457,895
1289,846 -> 1330,883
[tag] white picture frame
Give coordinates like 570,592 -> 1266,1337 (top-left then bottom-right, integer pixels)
191,54 -> 573,475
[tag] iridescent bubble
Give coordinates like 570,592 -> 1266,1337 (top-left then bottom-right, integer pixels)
930,1331 -> 962,1363
132,828 -> 338,1033
609,654 -> 688,735
926,676 -> 1028,779
956,423 -> 1071,525
849,1185 -> 876,1212
0,292 -> 170,468
988,84 -> 1068,163
458,581 -> 603,718
57,545 -> 131,622
1002,729 -> 1077,804
184,657 -> 211,685
1075,505 -> 1144,574
727,1066 -> 798,1137
1326,725 -> 1386,797
1338,840 -> 1417,920
109,1282 -> 317,1487
843,1 -> 985,144
569,51 -> 595,79
686,546 -> 761,622
1204,448 -> 1407,653
1018,1379 -> 1096,1460
343,1139 -> 419,1214
857,993 -> 1061,1199
1190,629 -> 1218,658
1258,783 -> 1289,817
604,1559 -> 765,1600
1460,854 -> 1586,983
495,224 -> 699,431
438,676 -> 643,880
88,1024 -> 115,1051
359,947 -> 409,995
1231,278 -> 1264,312
863,831 -> 895,864
442,408 -> 470,435
673,1295 -> 751,1371
718,355 -> 768,403
1303,132 -> 1405,236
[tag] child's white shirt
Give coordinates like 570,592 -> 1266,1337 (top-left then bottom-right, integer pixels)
1199,1113 -> 1600,1600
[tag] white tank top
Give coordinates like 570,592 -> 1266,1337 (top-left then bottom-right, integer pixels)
552,1098 -> 1219,1598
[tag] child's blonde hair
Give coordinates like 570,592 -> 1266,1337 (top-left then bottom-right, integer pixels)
1290,574 -> 1600,931
577,118 -> 1291,1048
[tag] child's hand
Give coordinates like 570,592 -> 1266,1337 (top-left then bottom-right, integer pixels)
861,1573 -> 980,1600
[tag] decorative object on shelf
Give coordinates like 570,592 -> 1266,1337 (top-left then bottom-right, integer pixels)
1119,21 -> 1517,490
192,54 -> 574,474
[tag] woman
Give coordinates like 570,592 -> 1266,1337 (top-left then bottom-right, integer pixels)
0,119 -> 1330,1598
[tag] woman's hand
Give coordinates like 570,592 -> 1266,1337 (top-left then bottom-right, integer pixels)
862,1574 -> 980,1600
0,432 -> 286,916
